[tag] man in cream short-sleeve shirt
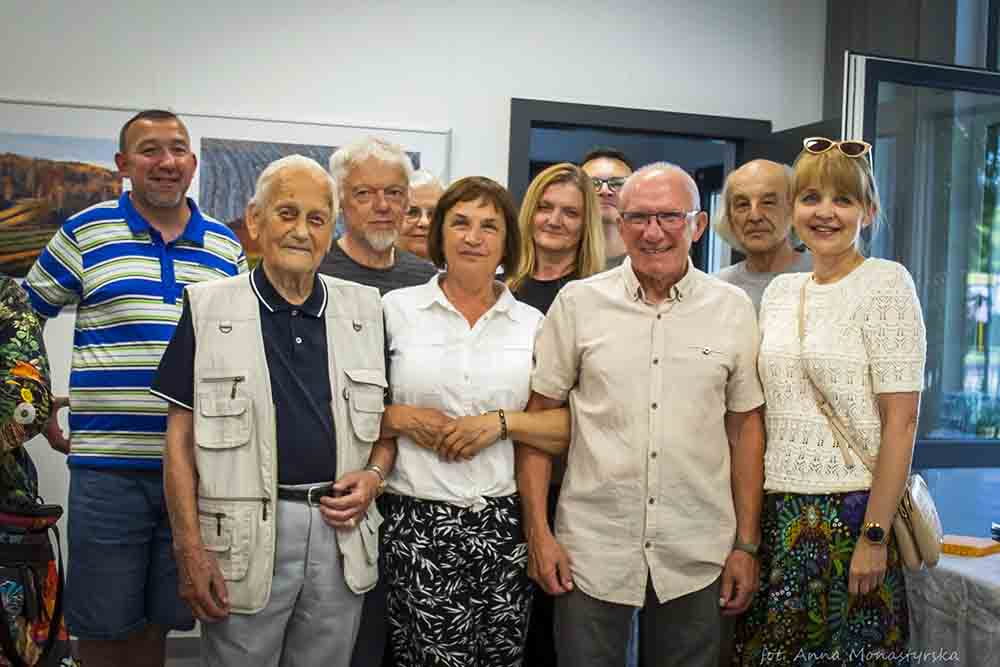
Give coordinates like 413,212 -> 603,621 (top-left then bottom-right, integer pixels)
517,163 -> 766,667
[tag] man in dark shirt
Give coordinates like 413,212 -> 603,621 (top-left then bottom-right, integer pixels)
320,137 -> 437,296
321,137 -> 435,667
581,146 -> 635,270
151,155 -> 391,666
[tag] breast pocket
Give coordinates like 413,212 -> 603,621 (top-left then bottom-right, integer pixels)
195,370 -> 261,498
663,345 -> 731,423
343,368 -> 387,443
195,371 -> 252,449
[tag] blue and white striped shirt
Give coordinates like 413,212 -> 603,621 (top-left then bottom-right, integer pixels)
24,193 -> 247,469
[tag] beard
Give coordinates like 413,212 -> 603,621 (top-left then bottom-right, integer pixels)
365,227 -> 399,252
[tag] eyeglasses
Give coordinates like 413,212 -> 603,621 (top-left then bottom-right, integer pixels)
350,186 -> 407,206
621,210 -> 699,231
591,176 -> 627,191
802,137 -> 872,159
405,205 -> 435,221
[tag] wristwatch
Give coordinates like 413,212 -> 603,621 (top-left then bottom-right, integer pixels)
862,521 -> 889,546
364,463 -> 387,497
733,540 -> 759,557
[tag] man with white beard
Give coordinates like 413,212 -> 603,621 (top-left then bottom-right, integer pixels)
319,137 -> 436,296
318,137 -> 435,667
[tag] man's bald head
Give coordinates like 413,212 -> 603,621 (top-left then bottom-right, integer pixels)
714,159 -> 793,255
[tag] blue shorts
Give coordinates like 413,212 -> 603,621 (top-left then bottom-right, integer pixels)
65,467 -> 195,640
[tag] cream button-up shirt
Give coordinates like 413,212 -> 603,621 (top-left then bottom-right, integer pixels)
531,258 -> 764,606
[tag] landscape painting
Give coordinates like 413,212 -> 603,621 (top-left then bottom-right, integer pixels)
0,100 -> 452,274
0,132 -> 121,277
199,137 -> 422,264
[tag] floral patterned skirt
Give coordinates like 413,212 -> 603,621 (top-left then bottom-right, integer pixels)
733,491 -> 909,667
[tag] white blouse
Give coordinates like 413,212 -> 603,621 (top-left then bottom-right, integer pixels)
758,258 -> 927,494
382,275 -> 544,507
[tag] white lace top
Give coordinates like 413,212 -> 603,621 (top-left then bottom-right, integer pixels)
758,258 -> 926,494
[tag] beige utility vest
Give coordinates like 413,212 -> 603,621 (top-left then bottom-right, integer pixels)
186,273 -> 387,613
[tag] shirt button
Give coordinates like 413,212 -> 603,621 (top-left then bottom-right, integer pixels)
651,451 -> 658,459
645,541 -> 652,549
648,497 -> 655,505
652,358 -> 659,365
295,336 -> 303,344
656,314 -> 662,320
651,402 -> 658,410
291,309 -> 299,317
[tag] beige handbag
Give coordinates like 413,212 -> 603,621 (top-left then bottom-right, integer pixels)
798,279 -> 942,571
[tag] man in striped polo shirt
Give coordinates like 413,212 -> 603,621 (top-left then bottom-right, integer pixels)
24,109 -> 247,667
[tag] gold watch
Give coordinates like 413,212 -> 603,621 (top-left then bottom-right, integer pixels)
862,521 -> 889,545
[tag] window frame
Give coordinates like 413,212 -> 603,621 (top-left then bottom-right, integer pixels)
849,54 -> 1000,469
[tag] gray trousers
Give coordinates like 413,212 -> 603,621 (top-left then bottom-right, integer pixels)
555,575 -> 721,667
201,497 -> 365,667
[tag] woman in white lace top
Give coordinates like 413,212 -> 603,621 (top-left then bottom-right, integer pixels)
733,139 -> 926,665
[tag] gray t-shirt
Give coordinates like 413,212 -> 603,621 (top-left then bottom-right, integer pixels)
716,250 -> 813,313
317,241 -> 437,297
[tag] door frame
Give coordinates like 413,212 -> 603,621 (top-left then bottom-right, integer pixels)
507,98 -> 772,204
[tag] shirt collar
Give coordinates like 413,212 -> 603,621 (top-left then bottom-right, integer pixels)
415,273 -> 523,322
250,265 -> 327,317
621,255 -> 698,304
120,192 -> 207,246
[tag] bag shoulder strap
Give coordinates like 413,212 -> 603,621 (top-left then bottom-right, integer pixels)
798,277 -> 878,473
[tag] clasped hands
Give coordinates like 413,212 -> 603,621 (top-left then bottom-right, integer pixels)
405,407 -> 503,462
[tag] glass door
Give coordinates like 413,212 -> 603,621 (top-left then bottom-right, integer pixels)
844,52 -> 1000,535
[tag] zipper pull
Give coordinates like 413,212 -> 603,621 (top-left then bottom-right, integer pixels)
230,376 -> 245,399
262,498 -> 270,521
215,512 -> 224,536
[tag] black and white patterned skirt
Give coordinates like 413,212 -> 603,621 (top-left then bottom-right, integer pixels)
381,493 -> 534,667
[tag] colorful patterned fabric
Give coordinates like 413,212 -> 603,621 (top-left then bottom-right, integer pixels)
733,491 -> 910,667
382,493 -> 533,667
0,556 -> 76,667
0,276 -> 51,512
23,194 -> 246,469
0,277 -> 73,665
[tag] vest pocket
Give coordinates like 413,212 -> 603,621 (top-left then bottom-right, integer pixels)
342,368 -> 387,443
198,502 -> 254,581
360,502 -> 383,565
196,394 -> 252,448
338,503 -> 383,593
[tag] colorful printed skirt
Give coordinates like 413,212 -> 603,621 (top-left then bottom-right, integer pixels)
733,491 -> 909,667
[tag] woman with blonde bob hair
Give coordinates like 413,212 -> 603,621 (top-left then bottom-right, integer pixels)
508,163 -> 605,314
732,139 -> 926,664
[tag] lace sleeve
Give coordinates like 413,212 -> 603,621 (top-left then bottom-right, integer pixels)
860,262 -> 926,394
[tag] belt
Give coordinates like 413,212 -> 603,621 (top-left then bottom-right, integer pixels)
277,483 -> 335,507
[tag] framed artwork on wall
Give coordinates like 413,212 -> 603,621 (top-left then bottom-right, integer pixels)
0,98 -> 452,274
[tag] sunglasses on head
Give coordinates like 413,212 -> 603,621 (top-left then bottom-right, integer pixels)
802,137 -> 872,159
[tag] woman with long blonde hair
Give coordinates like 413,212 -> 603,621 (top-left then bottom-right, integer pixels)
508,163 -> 605,314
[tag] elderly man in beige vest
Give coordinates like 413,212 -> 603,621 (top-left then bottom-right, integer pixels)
151,155 -> 394,666
517,163 -> 766,667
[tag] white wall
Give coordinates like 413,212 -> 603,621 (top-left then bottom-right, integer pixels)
2,0 -> 826,183
2,0 -> 826,589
